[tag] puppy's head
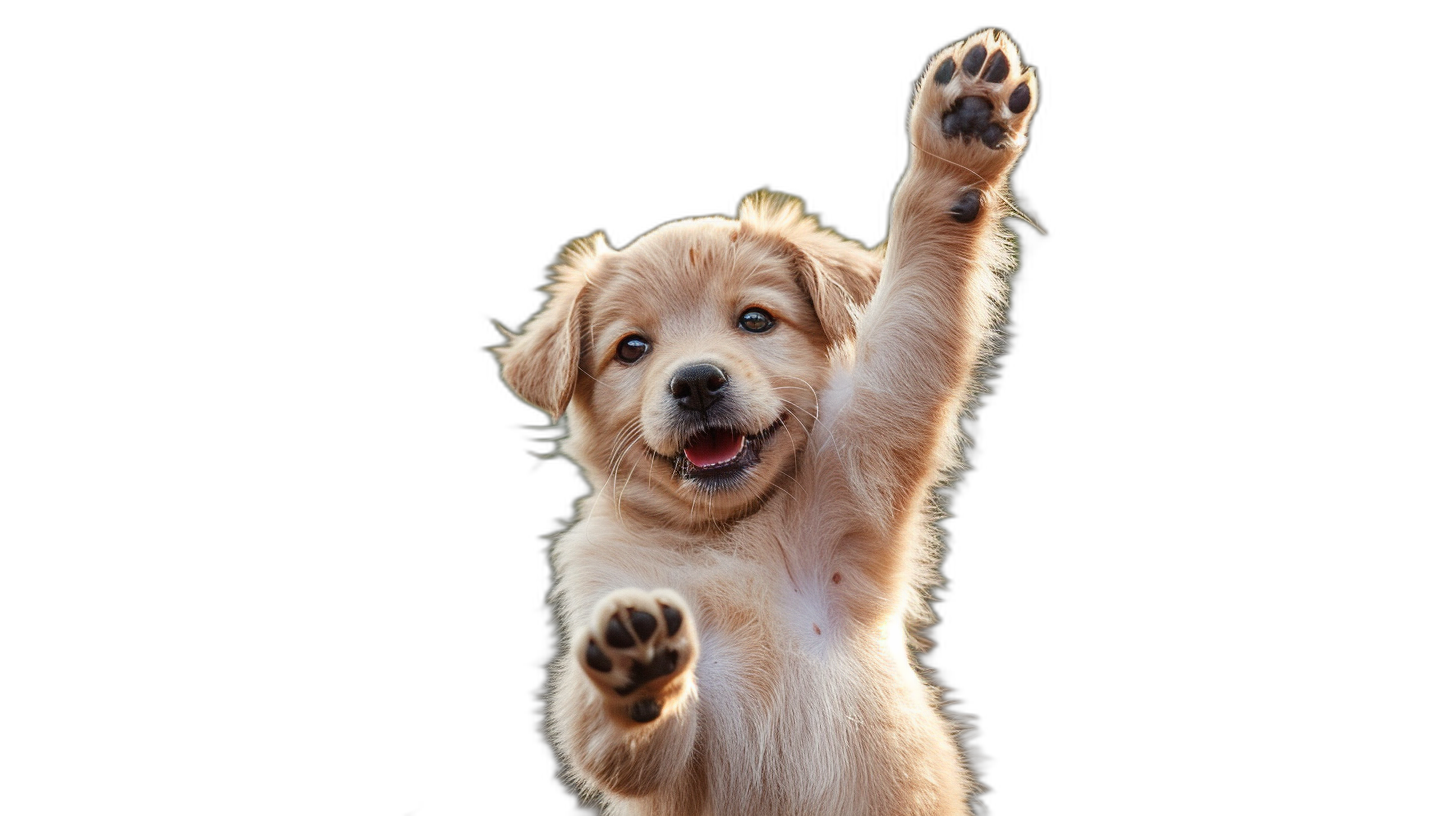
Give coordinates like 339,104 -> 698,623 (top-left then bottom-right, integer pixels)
496,192 -> 879,525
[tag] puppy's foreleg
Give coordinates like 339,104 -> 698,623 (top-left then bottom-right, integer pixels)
550,589 -> 699,799
832,31 -> 1038,540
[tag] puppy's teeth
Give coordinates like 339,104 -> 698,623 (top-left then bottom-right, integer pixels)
683,430 -> 746,468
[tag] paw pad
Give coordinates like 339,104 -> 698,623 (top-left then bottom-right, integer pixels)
628,699 -> 662,723
934,58 -> 955,86
941,96 -> 1005,148
584,601 -> 683,696
937,39 -> 1030,149
962,44 -> 987,77
1008,82 -> 1031,114
908,30 -> 1037,224
950,189 -> 983,223
983,51 -> 1010,83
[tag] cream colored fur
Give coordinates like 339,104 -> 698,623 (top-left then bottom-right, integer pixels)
496,29 -> 1037,816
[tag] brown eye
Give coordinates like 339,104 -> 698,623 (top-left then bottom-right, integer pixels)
738,308 -> 774,333
615,335 -> 650,364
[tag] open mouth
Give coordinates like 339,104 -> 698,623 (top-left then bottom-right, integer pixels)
683,428 -> 746,469
672,419 -> 783,486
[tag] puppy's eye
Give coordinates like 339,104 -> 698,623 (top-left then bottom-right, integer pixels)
615,335 -> 651,364
737,308 -> 774,333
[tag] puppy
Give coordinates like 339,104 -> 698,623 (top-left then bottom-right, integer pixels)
496,29 -> 1037,816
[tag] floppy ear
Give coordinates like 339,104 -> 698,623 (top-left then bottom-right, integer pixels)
493,232 -> 608,420
737,190 -> 881,348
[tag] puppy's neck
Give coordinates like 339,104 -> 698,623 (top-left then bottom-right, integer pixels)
589,481 -> 775,538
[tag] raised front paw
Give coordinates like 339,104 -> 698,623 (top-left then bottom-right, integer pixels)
579,588 -> 697,725
910,29 -> 1038,193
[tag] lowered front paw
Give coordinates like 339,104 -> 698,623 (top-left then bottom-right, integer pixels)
578,588 -> 697,725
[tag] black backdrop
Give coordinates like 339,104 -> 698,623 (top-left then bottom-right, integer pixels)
267,14 -> 1211,816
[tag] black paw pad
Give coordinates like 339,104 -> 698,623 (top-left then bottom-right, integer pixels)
978,123 -> 1006,148
950,189 -> 983,224
941,96 -> 1010,148
585,641 -> 612,673
661,604 -> 682,637
934,58 -> 955,86
648,648 -> 678,677
983,51 -> 1010,83
962,44 -> 987,78
616,647 -> 680,696
1009,82 -> 1031,114
629,610 -> 657,640
629,699 -> 662,723
941,96 -> 992,140
605,617 -> 634,648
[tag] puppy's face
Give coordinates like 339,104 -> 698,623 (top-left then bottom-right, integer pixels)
498,195 -> 878,526
575,221 -> 828,520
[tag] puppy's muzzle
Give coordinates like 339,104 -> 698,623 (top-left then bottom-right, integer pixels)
669,364 -> 729,413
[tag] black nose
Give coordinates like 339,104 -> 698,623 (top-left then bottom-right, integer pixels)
669,364 -> 729,412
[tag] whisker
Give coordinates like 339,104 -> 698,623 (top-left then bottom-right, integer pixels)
769,378 -> 826,445
586,419 -> 644,524
773,374 -> 821,394
688,475 -> 702,526
768,377 -> 841,453
767,392 -> 814,424
775,417 -> 808,510
608,422 -> 643,486
615,454 -> 644,522
575,364 -> 604,386
607,421 -> 644,476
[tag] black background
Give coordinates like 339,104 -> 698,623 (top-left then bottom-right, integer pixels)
267,14 -> 1223,816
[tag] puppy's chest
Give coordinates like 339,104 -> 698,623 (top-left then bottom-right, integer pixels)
680,553 -> 881,709
685,542 -> 836,634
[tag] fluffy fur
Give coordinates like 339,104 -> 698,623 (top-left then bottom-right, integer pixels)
496,30 -> 1037,815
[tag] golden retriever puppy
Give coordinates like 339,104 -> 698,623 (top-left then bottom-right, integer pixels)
496,29 -> 1037,816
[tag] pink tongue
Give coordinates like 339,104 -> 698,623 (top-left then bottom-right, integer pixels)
683,429 -> 745,468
